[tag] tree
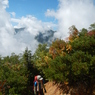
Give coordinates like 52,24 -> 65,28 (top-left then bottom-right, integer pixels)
89,23 -> 95,30
33,44 -> 49,67
21,47 -> 40,94
0,61 -> 28,95
0,48 -> 40,95
49,39 -> 66,59
40,24 -> 95,95
68,25 -> 79,42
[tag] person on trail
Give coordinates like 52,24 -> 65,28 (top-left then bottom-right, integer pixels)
39,77 -> 44,95
37,75 -> 46,95
33,75 -> 46,95
33,75 -> 41,95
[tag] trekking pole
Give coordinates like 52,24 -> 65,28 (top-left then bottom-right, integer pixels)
43,84 -> 46,93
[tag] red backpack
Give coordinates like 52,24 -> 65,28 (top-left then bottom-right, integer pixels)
33,76 -> 38,90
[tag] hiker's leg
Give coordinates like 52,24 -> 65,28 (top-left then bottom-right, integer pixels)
37,91 -> 40,95
41,89 -> 44,95
34,92 -> 37,95
38,91 -> 41,95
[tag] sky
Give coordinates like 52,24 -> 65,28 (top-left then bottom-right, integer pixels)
6,0 -> 58,22
0,0 -> 95,56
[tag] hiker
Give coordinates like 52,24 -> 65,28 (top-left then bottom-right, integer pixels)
37,75 -> 46,95
39,77 -> 44,95
33,75 -> 41,95
33,75 -> 46,95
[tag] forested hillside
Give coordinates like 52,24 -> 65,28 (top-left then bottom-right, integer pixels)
0,23 -> 95,95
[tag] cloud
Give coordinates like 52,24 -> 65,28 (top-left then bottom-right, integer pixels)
12,15 -> 56,53
0,0 -> 29,56
0,4 -> 26,56
1,0 -> 9,9
45,0 -> 95,39
11,15 -> 56,35
10,12 -> 16,17
0,0 -> 56,56
2,0 -> 95,56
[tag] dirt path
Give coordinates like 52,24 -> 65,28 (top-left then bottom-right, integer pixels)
43,81 -> 95,95
44,81 -> 63,95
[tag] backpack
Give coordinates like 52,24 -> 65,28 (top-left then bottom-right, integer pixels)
33,75 -> 40,92
33,76 -> 37,91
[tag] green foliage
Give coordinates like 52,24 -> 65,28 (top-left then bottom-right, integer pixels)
79,28 -> 88,37
1,23 -> 95,94
0,48 -> 39,95
89,23 -> 95,30
33,44 -> 49,69
22,48 -> 40,86
0,61 -> 28,94
43,56 -> 68,82
36,24 -> 95,94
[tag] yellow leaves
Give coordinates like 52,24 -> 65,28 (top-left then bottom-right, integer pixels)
49,47 -> 56,55
66,44 -> 72,51
66,44 -> 72,53
76,35 -> 79,38
61,46 -> 65,51
68,35 -> 73,42
68,26 -> 79,42
7,64 -> 21,71
73,28 -> 79,36
17,66 -> 20,71
3,63 -> 21,71
44,56 -> 52,64
47,38 -> 73,62
49,47 -> 57,59
68,34 -> 79,42
49,40 -> 67,59
62,52 -> 66,56
44,56 -> 49,64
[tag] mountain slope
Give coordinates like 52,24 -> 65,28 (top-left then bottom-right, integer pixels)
35,30 -> 56,44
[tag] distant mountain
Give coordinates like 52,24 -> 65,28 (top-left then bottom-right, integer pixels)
35,30 -> 56,44
14,27 -> 25,34
14,27 -> 56,45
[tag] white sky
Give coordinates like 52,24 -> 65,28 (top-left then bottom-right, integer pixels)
0,0 -> 95,56
46,0 -> 95,39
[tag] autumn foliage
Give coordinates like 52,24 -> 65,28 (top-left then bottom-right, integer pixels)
0,48 -> 40,95
34,24 -> 95,95
0,23 -> 95,95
